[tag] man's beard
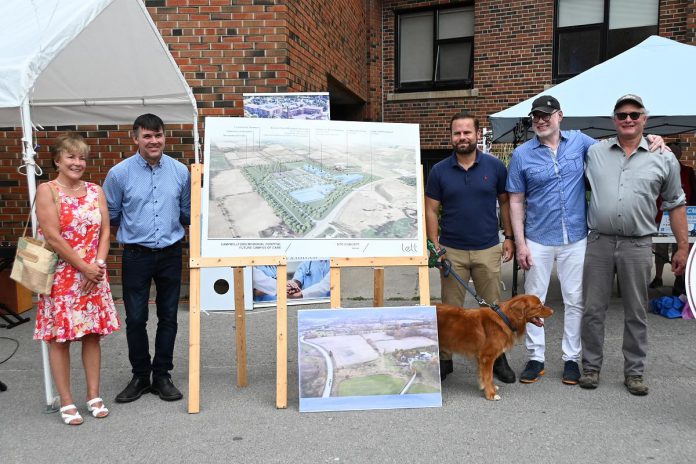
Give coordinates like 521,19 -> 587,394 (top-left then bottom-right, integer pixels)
455,142 -> 476,155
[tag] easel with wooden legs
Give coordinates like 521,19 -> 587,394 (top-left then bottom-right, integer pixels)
187,164 -> 289,413
329,257 -> 430,309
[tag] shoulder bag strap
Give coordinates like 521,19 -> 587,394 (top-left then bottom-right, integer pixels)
22,182 -> 61,238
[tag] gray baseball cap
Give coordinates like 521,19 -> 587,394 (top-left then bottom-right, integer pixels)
614,94 -> 644,110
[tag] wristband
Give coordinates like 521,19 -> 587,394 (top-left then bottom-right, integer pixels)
504,235 -> 514,241
96,259 -> 105,266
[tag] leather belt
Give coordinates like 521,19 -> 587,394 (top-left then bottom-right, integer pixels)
123,241 -> 181,253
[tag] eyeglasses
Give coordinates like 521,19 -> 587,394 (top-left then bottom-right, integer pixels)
614,111 -> 644,121
530,111 -> 558,122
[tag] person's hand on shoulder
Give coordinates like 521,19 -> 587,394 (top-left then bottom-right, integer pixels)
646,134 -> 670,153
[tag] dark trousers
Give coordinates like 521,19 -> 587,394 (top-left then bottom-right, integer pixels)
122,242 -> 182,379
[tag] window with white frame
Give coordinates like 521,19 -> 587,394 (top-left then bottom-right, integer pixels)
397,5 -> 474,91
554,0 -> 658,81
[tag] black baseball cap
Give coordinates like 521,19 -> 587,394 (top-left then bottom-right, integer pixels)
529,95 -> 561,115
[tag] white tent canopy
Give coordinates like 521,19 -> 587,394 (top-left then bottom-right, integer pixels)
489,36 -> 696,143
0,0 -> 197,127
0,0 -> 198,410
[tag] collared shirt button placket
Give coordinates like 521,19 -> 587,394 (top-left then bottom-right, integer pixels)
152,166 -> 161,248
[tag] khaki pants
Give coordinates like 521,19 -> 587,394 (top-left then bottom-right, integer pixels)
439,244 -> 502,361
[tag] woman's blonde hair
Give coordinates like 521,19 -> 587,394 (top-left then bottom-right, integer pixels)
51,132 -> 89,168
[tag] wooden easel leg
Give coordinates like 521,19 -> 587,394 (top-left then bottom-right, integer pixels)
330,267 -> 341,308
418,265 -> 430,305
188,267 -> 201,413
373,267 -> 384,307
276,265 -> 288,408
188,163 -> 203,413
234,267 -> 248,387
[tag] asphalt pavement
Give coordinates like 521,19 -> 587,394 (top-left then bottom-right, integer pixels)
2,262 -> 696,463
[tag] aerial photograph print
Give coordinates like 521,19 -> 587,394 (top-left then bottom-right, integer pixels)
297,306 -> 442,412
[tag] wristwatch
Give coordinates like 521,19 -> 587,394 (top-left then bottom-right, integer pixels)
504,235 -> 514,241
96,259 -> 106,266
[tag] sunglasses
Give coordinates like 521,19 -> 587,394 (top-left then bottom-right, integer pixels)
614,111 -> 644,121
530,111 -> 558,122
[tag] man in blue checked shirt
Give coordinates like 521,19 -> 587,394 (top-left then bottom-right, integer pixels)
506,96 -> 665,386
104,113 -> 191,403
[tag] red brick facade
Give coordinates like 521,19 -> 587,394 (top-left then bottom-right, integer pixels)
1,0 -> 694,283
383,0 -> 695,152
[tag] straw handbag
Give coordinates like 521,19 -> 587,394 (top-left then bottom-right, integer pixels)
10,185 -> 60,294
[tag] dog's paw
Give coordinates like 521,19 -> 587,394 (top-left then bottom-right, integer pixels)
481,384 -> 500,391
493,394 -> 501,401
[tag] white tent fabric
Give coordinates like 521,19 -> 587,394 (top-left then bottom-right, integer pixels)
489,36 -> 696,142
0,0 -> 198,410
0,0 -> 197,126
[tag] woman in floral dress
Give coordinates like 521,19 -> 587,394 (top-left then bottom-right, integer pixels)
34,133 -> 120,425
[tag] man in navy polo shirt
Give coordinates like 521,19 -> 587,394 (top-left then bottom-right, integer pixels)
425,111 -> 515,383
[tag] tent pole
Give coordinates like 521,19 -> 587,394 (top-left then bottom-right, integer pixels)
193,113 -> 200,164
20,100 -> 58,413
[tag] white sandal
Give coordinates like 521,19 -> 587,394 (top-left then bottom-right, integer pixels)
59,404 -> 84,425
86,397 -> 109,418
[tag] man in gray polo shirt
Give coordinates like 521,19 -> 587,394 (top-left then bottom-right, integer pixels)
580,94 -> 688,396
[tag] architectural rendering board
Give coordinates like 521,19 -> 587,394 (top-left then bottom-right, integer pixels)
201,117 -> 424,259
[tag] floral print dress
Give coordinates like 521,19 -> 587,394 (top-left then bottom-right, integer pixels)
34,182 -> 120,342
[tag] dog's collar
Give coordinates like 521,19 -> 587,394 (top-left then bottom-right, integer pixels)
438,258 -> 517,332
490,304 -> 517,333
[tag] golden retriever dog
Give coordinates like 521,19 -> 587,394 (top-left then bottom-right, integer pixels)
436,294 -> 554,401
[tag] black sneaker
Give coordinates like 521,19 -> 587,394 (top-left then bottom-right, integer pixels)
562,360 -> 581,385
493,353 -> 516,383
648,278 -> 663,289
440,359 -> 453,381
519,360 -> 545,383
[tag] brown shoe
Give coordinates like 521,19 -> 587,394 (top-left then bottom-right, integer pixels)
578,369 -> 599,389
624,375 -> 649,396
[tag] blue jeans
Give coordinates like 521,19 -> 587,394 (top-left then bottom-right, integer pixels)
122,242 -> 182,379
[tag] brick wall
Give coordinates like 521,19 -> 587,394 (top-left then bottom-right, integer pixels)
381,0 -> 556,150
1,0 -> 695,285
661,0 -> 696,163
381,0 -> 696,163
0,0 -> 375,285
